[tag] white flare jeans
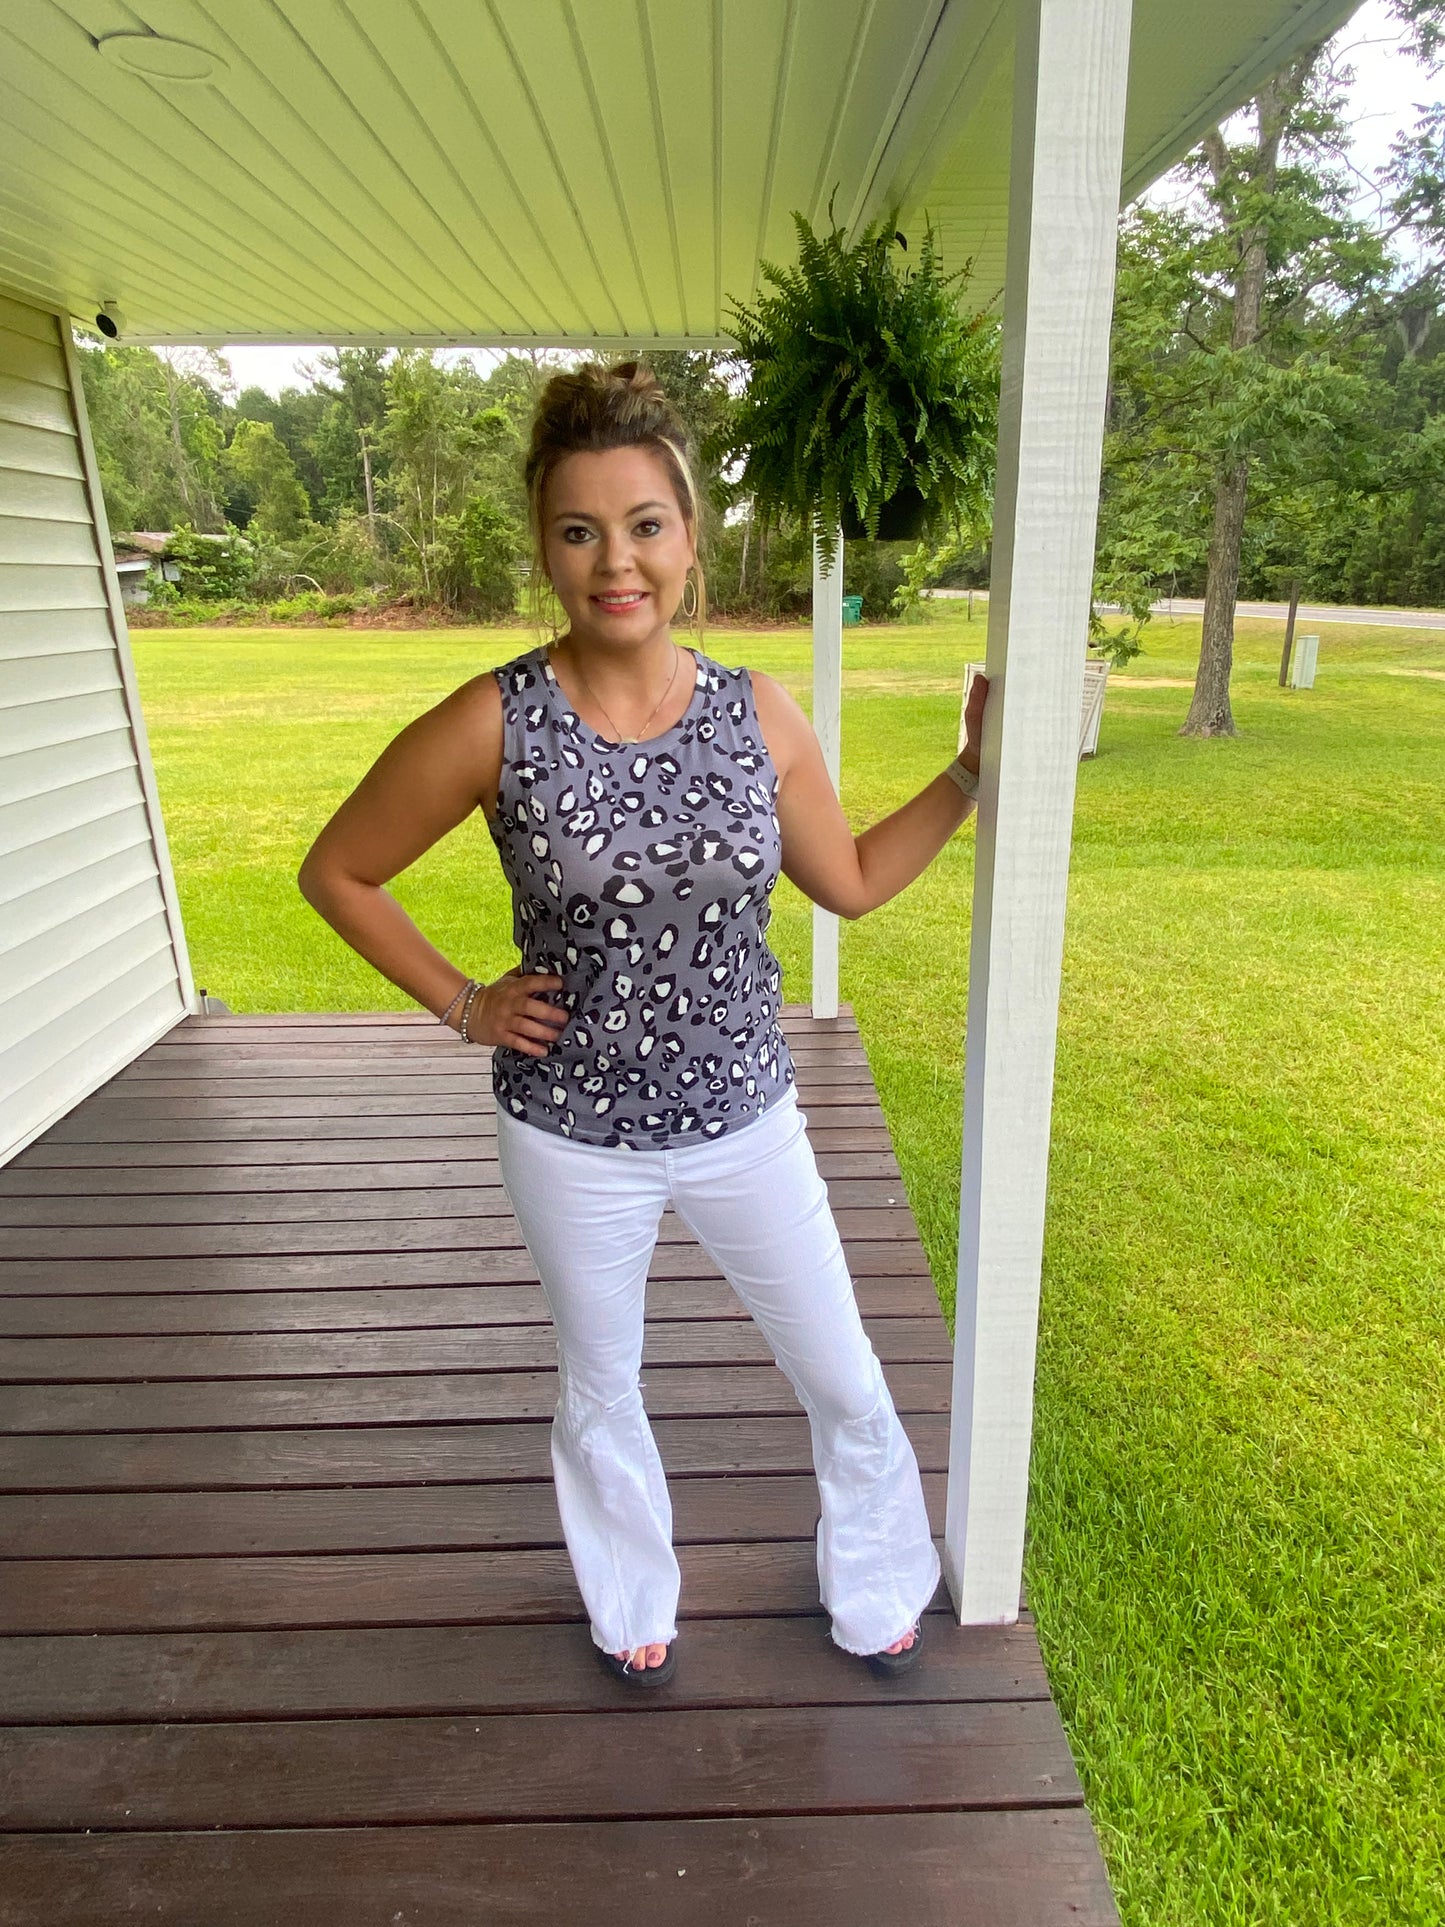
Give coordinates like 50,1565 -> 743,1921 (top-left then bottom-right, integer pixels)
494,1087 -> 942,1657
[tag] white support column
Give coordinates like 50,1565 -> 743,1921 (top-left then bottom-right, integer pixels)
945,0 -> 1133,1625
811,528 -> 843,1019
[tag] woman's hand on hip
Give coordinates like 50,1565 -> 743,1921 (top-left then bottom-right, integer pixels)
457,969 -> 570,1056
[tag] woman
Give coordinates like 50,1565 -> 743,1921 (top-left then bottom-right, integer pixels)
298,360 -> 988,1688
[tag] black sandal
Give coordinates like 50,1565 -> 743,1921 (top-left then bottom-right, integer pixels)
863,1618 -> 925,1678
596,1641 -> 677,1687
815,1512 -> 926,1678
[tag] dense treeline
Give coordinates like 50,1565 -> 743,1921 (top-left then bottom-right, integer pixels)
76,341 -> 918,624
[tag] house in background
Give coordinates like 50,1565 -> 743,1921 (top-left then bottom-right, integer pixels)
109,531 -> 183,605
109,543 -> 157,604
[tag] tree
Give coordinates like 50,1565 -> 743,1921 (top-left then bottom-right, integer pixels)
310,346 -> 391,529
76,341 -> 228,532
223,417 -> 311,542
1098,45 -> 1392,734
233,384 -> 330,517
379,349 -> 522,608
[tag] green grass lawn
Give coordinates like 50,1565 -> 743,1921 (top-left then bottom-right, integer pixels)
133,606 -> 1445,1926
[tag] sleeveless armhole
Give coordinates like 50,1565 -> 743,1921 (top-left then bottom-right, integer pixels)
484,664 -> 509,832
735,663 -> 784,801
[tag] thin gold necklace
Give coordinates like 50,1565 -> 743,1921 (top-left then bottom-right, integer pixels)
560,643 -> 682,745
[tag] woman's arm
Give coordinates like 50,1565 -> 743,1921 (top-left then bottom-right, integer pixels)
751,669 -> 988,921
296,675 -> 569,1057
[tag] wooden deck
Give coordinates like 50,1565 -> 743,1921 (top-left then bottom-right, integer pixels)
0,1008 -> 1119,1926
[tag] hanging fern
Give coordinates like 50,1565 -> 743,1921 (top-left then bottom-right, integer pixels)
709,208 -> 1000,567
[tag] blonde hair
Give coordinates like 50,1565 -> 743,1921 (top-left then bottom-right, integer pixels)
523,359 -> 707,635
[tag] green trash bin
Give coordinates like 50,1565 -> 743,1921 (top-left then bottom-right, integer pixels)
841,595 -> 863,625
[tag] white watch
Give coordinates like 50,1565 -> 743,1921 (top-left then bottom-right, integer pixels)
943,756 -> 980,800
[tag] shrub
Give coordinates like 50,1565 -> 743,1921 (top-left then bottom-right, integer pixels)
442,497 -> 522,617
163,524 -> 256,599
268,590 -> 377,622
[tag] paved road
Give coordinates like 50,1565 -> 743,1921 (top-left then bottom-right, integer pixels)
1148,597 -> 1445,630
928,589 -> 1445,630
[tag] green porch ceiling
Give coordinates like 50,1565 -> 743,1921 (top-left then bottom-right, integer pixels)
0,0 -> 1358,347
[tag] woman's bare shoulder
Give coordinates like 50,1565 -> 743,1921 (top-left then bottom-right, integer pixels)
449,664 -> 504,720
439,665 -> 508,816
742,666 -> 811,778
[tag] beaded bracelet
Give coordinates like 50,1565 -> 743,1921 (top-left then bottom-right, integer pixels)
437,978 -> 476,1030
460,986 -> 483,1048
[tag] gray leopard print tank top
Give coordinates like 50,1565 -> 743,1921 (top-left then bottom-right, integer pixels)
486,643 -> 796,1148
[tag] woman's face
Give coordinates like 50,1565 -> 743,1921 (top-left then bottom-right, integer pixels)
541,444 -> 696,653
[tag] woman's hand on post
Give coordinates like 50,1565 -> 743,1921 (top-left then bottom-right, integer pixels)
451,969 -> 570,1057
960,671 -> 989,777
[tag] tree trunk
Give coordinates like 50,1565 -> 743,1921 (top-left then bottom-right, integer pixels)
1182,458 -> 1247,736
360,429 -> 376,535
1278,576 -> 1300,687
1183,54 -> 1319,738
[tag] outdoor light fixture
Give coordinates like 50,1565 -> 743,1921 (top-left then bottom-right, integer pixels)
94,32 -> 228,84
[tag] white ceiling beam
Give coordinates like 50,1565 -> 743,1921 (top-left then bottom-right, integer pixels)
95,334 -> 742,353
848,0 -> 1012,238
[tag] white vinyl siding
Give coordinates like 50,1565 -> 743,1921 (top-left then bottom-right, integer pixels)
0,291 -> 192,1165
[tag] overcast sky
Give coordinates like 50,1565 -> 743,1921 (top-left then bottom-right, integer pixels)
220,0 -> 1435,399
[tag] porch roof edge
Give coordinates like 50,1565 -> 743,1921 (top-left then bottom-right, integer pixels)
1117,0 -> 1361,203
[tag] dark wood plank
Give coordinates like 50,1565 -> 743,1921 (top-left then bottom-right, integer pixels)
0,1147 -> 903,1195
0,1811 -> 1120,1927
6,1119 -> 899,1162
0,1315 -> 949,1382
0,1412 -> 952,1492
0,1238 -> 931,1296
0,1273 -> 941,1336
0,1173 -> 909,1225
107,1065 -> 872,1098
0,1538 -> 955,1634
115,1046 -> 873,1077
0,1700 -> 1079,1826
0,1187 -> 521,1228
29,1097 -> 891,1142
0,1202 -> 915,1259
0,1360 -> 952,1433
0,1611 -> 1051,1721
0,1469 -> 953,1559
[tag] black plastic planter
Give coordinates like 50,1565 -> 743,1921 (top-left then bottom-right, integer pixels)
839,483 -> 929,544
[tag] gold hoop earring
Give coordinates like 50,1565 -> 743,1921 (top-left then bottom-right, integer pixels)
681,571 -> 699,622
